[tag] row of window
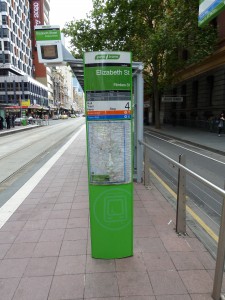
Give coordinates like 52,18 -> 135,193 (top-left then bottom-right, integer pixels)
0,94 -> 48,104
0,81 -> 48,98
170,76 -> 214,109
1,27 -> 29,44
0,38 -> 32,58
0,52 -> 32,72
8,1 -> 29,23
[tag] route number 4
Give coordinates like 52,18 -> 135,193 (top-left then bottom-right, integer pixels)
125,102 -> 130,110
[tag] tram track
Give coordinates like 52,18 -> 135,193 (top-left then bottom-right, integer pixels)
0,120 -> 85,193
0,123 -> 63,161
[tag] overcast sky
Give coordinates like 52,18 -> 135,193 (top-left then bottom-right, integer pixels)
49,0 -> 93,29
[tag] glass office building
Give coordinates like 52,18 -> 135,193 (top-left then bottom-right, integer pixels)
0,0 -> 48,117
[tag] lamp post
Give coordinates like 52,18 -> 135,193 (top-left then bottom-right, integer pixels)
19,98 -> 22,118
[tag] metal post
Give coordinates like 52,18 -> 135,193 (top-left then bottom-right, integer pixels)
176,154 -> 186,234
136,68 -> 144,183
19,98 -> 22,118
144,145 -> 151,187
212,183 -> 225,300
133,76 -> 137,179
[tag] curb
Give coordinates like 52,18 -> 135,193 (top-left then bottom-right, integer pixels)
146,128 -> 225,156
0,125 -> 42,137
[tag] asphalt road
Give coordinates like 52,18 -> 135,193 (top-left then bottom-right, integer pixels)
0,118 -> 85,207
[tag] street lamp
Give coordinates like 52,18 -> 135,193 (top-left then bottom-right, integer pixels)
19,98 -> 22,118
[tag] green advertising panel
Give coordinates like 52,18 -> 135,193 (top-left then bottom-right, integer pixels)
35,25 -> 63,64
84,51 -> 133,259
199,0 -> 225,27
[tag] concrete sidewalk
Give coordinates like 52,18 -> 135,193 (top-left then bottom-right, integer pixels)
145,124 -> 225,156
0,126 -> 221,299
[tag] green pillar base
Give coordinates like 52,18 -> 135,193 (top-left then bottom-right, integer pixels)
89,184 -> 133,259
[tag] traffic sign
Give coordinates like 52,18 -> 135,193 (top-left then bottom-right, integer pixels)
162,96 -> 183,103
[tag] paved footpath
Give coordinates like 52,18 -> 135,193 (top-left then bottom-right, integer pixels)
0,125 -> 223,299
145,125 -> 225,155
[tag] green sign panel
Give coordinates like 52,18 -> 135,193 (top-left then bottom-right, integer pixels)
199,0 -> 225,27
35,29 -> 61,41
84,52 -> 133,259
85,66 -> 131,91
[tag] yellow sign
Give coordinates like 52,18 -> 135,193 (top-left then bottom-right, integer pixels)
21,100 -> 31,107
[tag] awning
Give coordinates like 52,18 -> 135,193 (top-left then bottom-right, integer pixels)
28,104 -> 43,109
49,104 -> 57,110
5,106 -> 28,109
5,106 -> 21,109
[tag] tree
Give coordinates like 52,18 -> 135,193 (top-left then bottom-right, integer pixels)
63,0 -> 217,128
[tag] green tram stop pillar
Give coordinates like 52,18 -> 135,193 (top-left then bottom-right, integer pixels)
84,51 -> 133,259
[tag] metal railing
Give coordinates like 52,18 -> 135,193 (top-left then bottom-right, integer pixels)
139,139 -> 225,300
25,118 -> 49,126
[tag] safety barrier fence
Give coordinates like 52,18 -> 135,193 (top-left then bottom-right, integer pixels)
15,118 -> 49,126
139,139 -> 225,300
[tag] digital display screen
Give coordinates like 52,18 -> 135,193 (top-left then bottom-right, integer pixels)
41,45 -> 58,59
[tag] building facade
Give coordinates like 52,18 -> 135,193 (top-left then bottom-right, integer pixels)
0,0 -> 48,119
52,65 -> 80,114
30,0 -> 53,106
162,11 -> 225,129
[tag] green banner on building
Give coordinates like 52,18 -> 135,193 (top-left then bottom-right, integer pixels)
199,0 -> 225,27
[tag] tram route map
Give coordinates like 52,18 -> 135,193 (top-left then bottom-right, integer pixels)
88,121 -> 132,184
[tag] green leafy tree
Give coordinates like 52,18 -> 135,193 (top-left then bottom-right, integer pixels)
63,0 -> 217,128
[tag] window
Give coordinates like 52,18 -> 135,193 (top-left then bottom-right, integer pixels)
7,82 -> 14,91
13,23 -> 17,34
4,54 -> 11,63
2,15 -> 7,25
181,85 -> 186,109
0,82 -> 5,91
3,28 -> 9,38
0,2 -> 7,12
182,49 -> 188,61
4,41 -> 10,50
0,95 -> 7,103
10,32 -> 15,42
192,81 -> 198,108
207,75 -> 214,106
16,82 -> 22,90
15,15 -> 18,25
23,82 -> 28,91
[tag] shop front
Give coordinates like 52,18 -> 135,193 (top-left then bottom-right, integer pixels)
28,104 -> 49,118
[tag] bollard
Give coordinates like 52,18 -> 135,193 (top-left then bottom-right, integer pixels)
176,154 -> 186,234
212,183 -> 225,300
144,146 -> 151,187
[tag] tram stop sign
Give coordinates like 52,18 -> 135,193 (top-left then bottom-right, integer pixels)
84,51 -> 133,259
